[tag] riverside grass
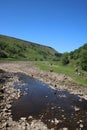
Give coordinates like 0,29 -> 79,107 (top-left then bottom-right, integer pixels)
36,61 -> 87,87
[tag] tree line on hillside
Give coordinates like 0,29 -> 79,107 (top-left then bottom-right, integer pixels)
61,43 -> 87,71
0,40 -> 60,61
0,41 -> 27,58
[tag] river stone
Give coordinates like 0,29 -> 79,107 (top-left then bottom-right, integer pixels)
20,117 -> 26,121
2,122 -> 7,128
28,116 -> 33,119
6,104 -> 12,109
63,128 -> 68,130
51,120 -> 54,123
74,106 -> 80,111
54,118 -> 59,125
80,124 -> 84,128
79,120 -> 83,123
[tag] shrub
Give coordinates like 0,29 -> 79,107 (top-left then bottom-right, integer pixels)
61,53 -> 69,65
0,50 -> 8,58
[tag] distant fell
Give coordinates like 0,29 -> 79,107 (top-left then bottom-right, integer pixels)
0,34 -> 61,61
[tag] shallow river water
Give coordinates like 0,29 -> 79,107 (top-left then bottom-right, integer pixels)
11,73 -> 87,130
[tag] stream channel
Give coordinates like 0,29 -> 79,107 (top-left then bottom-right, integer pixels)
11,73 -> 87,130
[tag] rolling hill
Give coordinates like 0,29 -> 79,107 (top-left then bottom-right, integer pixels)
69,43 -> 87,71
61,43 -> 87,71
0,35 -> 61,61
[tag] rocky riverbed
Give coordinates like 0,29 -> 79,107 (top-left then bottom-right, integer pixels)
0,62 -> 87,130
0,62 -> 87,99
0,69 -> 52,130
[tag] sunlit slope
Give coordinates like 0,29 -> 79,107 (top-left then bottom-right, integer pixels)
0,35 -> 61,61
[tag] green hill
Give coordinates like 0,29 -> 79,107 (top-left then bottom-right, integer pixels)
61,43 -> 87,71
69,43 -> 87,71
0,35 -> 61,61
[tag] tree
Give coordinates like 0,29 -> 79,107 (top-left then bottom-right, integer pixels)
0,50 -> 8,58
55,52 -> 62,57
0,42 -> 7,50
61,52 -> 69,65
80,49 -> 87,71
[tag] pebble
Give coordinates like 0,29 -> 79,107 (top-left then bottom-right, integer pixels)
79,120 -> 83,123
54,118 -> 60,125
28,116 -> 33,119
51,107 -> 55,110
51,120 -> 54,123
20,117 -> 26,121
63,128 -> 68,130
80,124 -> 84,128
74,106 -> 80,111
45,95 -> 48,98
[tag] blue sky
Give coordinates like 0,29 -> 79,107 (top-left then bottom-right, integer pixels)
0,0 -> 87,53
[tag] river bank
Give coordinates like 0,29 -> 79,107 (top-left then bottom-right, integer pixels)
0,62 -> 87,99
0,62 -> 87,130
0,67 -> 52,130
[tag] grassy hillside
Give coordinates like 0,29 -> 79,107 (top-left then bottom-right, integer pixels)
61,43 -> 87,71
0,35 -> 61,61
35,43 -> 87,86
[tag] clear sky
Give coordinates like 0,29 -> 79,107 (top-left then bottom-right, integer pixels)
0,0 -> 87,53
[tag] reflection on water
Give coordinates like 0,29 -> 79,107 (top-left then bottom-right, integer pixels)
12,73 -> 87,130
